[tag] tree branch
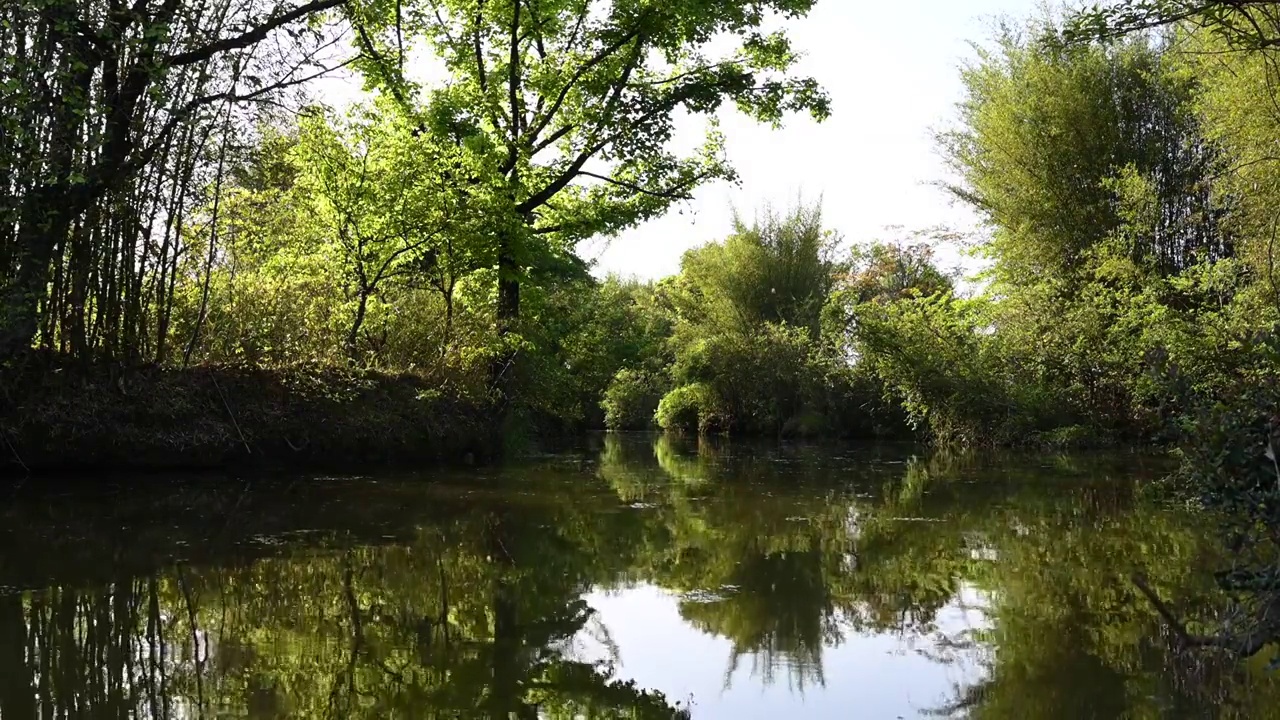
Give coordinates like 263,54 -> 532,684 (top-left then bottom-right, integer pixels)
577,171 -> 696,200
132,55 -> 356,178
165,0 -> 347,66
517,36 -> 651,213
525,22 -> 648,146
531,123 -> 575,155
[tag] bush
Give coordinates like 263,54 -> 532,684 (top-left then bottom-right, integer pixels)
852,294 -> 1015,445
602,369 -> 667,431
656,383 -> 719,433
669,323 -> 829,435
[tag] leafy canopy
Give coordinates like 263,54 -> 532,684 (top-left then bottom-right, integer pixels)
1067,1 -> 1280,49
353,0 -> 831,262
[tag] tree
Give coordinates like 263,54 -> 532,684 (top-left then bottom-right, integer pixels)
175,124 -> 352,365
837,238 -> 954,306
821,238 -> 957,422
295,104 -> 482,359
674,203 -> 841,338
939,21 -> 1229,289
0,0 -> 355,361
850,293 -> 1010,444
354,0 -> 831,402
642,203 -> 847,435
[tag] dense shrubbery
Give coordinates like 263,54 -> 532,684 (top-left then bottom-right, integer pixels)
591,204 -> 923,439
602,369 -> 668,431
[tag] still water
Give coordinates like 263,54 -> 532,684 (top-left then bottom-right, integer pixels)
1,435 -> 1278,719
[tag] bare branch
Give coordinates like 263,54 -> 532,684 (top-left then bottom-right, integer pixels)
166,0 -> 347,67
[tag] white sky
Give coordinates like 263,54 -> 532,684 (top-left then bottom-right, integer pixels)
582,0 -> 1043,280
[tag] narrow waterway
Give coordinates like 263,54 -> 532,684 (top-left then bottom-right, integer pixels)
0,435 -> 1273,719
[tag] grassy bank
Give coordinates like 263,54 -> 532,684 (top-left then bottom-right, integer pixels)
0,359 -> 495,474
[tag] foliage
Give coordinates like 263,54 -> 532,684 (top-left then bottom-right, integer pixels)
840,236 -> 955,306
655,382 -> 719,434
637,202 -> 887,438
938,20 -> 1229,289
662,204 -> 841,339
0,0 -> 353,362
920,6 -> 1280,659
0,0 -> 830,456
344,0 -> 833,422
602,368 -> 668,431
851,293 -> 1012,445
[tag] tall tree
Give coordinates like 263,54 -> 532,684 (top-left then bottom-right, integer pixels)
355,0 -> 830,400
938,22 -> 1229,289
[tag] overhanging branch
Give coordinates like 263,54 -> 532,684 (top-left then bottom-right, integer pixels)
577,171 -> 695,200
165,0 -> 347,67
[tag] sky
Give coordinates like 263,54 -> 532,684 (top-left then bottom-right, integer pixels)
581,0 -> 1043,281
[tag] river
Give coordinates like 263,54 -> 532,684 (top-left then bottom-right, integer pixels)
0,435 -> 1277,718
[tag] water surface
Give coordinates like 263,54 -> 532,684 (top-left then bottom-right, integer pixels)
1,435 -> 1277,719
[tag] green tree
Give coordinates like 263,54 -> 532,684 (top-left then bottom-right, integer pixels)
296,105 -> 482,360
353,0 -> 831,403
939,22 -> 1229,289
840,238 -> 954,306
647,202 -> 847,436
665,203 -> 841,338
173,125 -> 352,366
850,293 -> 1010,445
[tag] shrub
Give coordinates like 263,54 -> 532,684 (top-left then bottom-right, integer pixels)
656,383 -> 719,433
602,369 -> 667,431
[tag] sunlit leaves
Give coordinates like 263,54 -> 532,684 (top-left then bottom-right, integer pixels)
352,0 -> 829,254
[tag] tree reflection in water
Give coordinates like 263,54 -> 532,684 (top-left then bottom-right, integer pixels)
0,437 -> 1276,718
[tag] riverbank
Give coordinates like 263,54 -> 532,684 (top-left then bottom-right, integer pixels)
0,359 -> 495,474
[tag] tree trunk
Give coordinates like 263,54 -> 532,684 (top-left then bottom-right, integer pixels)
491,226 -> 521,402
347,289 -> 371,361
0,187 -> 68,359
442,282 -> 455,354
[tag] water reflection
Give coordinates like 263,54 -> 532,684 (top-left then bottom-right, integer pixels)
0,436 -> 1276,718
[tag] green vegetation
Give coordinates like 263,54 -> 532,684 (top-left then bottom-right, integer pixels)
0,0 -> 829,465
4,0 -> 1266,459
